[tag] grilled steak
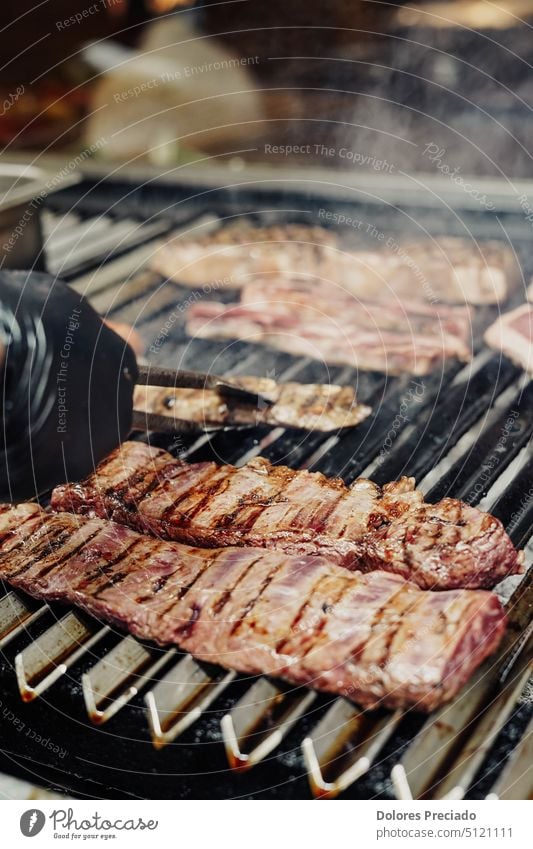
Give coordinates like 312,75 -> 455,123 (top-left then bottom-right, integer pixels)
341,237 -> 518,305
239,278 -> 473,360
0,503 -> 507,712
151,224 -> 338,287
484,303 -> 533,375
186,300 -> 468,376
152,223 -> 517,305
133,377 -> 371,432
51,441 -> 523,590
241,278 -> 472,340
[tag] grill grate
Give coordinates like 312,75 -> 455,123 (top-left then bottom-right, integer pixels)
0,190 -> 531,800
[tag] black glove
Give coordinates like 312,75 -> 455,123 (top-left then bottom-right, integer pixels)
0,270 -> 138,500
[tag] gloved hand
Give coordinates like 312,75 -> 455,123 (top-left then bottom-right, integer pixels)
0,270 -> 138,500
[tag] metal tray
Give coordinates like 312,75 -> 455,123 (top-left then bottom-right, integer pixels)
0,162 -> 79,270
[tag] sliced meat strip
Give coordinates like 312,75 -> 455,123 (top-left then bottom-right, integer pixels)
150,224 -> 339,287
51,442 -> 523,591
186,301 -> 462,376
0,504 -> 507,712
240,277 -> 473,355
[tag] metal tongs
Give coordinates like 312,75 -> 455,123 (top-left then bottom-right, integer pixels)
132,364 -> 274,433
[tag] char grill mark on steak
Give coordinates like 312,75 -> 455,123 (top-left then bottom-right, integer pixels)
358,582 -> 422,672
99,547 -> 215,631
172,551 -> 281,653
274,572 -> 351,657
153,465 -> 224,525
17,523 -> 105,584
42,526 -> 145,598
167,466 -> 238,526
220,557 -> 333,675
296,573 -> 413,697
3,521 -> 80,579
104,451 -> 173,501
90,538 -> 158,597
0,505 -> 507,711
186,462 -> 289,532
246,465 -> 344,536
51,442 -> 522,591
227,464 -> 298,532
138,463 -> 219,529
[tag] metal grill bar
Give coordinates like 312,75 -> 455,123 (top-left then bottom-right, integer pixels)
82,639 -> 175,725
0,592 -> 47,650
302,701 -> 403,799
15,614 -> 109,702
491,456 -> 533,549
46,215 -> 170,278
221,679 -> 316,770
486,714 -> 533,800
373,356 -> 521,485
145,654 -> 235,749
312,366 -> 459,481
436,646 -> 532,800
426,381 -> 533,503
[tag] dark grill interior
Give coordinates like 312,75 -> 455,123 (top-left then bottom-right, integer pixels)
0,175 -> 531,800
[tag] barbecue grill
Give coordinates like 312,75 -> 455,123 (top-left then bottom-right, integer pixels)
0,162 -> 531,800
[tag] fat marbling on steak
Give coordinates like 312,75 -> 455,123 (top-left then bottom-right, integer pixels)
0,503 -> 507,712
51,441 -> 523,591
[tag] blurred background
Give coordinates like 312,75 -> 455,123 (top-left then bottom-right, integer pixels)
2,0 -> 533,177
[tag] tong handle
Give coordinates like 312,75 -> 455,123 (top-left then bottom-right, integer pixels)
137,364 -> 217,391
136,365 -> 273,407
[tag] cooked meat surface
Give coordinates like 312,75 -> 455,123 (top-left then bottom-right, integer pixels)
0,503 -> 507,712
133,377 -> 371,432
152,223 -> 517,305
484,303 -> 533,374
185,300 -> 469,376
342,237 -> 518,305
240,278 -> 473,344
151,224 -> 338,287
51,441 -> 522,591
